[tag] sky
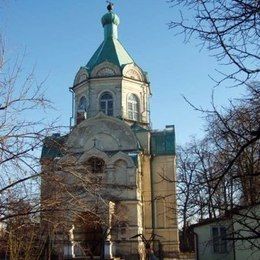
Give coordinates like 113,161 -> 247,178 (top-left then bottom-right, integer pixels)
1,0 -> 244,145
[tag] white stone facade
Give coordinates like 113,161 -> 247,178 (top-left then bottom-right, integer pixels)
41,6 -> 179,259
73,62 -> 150,127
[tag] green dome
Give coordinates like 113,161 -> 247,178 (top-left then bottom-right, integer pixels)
101,12 -> 120,27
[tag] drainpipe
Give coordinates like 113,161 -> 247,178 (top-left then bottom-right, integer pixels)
69,88 -> 75,130
148,83 -> 152,127
150,155 -> 155,238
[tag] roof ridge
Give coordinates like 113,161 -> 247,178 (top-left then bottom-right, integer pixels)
109,38 -> 121,67
116,38 -> 135,65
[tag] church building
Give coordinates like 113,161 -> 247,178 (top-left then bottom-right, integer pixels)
41,4 -> 179,259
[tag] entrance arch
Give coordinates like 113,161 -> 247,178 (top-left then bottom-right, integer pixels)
72,212 -> 104,258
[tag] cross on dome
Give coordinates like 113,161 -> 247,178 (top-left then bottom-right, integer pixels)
106,1 -> 114,11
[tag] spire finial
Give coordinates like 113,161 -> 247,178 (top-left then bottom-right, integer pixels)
102,1 -> 119,39
106,1 -> 114,12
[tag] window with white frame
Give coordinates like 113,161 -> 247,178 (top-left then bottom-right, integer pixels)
212,226 -> 228,253
127,94 -> 139,121
78,96 -> 87,111
100,92 -> 113,116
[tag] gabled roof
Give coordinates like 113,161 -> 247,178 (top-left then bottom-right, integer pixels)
191,202 -> 260,228
86,38 -> 134,72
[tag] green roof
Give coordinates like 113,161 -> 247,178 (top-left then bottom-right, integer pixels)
41,134 -> 66,160
131,122 -> 149,132
102,12 -> 120,27
86,10 -> 135,72
151,127 -> 176,156
86,38 -> 134,72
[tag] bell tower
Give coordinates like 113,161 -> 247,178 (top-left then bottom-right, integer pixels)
71,4 -> 151,128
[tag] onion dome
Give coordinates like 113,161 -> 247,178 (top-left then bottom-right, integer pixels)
85,3 -> 142,75
101,12 -> 120,27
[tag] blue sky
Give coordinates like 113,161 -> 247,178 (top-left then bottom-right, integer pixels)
1,0 -> 243,145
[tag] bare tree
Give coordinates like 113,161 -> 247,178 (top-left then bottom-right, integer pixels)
0,38 -> 55,191
168,0 -> 260,85
177,84 -> 260,252
203,84 -> 260,205
176,143 -> 199,251
0,36 -> 60,257
1,195 -> 46,260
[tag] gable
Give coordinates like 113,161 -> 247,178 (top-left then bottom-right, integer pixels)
67,113 -> 139,153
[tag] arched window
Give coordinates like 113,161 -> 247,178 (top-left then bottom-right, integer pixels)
128,94 -> 139,121
100,92 -> 113,116
78,96 -> 87,111
114,160 -> 127,185
87,157 -> 105,174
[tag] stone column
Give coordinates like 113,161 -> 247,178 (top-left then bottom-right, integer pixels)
104,201 -> 115,259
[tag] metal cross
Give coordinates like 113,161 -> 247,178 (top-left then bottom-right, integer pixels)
106,1 -> 114,11
93,138 -> 97,147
